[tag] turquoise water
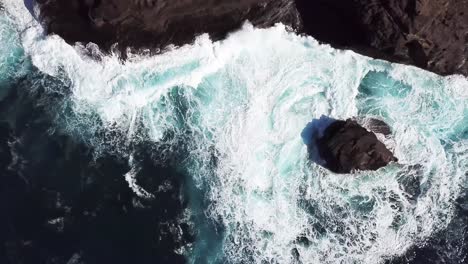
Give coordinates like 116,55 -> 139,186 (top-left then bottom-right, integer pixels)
0,9 -> 27,99
2,1 -> 468,263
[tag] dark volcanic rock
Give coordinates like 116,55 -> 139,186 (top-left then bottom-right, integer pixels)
295,0 -> 468,76
316,119 -> 397,174
35,0 -> 301,52
35,0 -> 468,76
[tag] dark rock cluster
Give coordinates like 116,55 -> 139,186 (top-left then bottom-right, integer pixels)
314,119 -> 397,174
34,0 -> 468,76
295,0 -> 468,76
35,0 -> 301,52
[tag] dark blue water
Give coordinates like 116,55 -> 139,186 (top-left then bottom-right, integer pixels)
1,2 -> 467,263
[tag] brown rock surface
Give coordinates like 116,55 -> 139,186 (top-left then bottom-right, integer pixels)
35,0 -> 468,76
36,0 -> 301,52
316,119 -> 397,174
295,0 -> 468,76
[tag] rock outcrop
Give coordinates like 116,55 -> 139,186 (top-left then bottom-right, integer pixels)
314,119 -> 397,174
35,0 -> 301,52
295,0 -> 468,76
34,0 -> 468,76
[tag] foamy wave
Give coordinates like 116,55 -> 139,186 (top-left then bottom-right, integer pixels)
0,8 -> 28,94
3,1 -> 467,263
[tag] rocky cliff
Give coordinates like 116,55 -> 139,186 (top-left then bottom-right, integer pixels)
296,0 -> 468,76
36,0 -> 301,52
35,0 -> 468,76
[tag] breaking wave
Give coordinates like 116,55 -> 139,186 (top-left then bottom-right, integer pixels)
2,1 -> 468,263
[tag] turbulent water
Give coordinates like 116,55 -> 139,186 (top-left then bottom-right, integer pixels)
1,1 -> 468,264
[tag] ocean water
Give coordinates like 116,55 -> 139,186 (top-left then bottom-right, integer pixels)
1,1 -> 467,263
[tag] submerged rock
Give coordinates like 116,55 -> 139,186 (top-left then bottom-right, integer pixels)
397,164 -> 423,202
307,118 -> 397,174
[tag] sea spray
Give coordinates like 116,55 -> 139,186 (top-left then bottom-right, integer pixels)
2,1 -> 468,263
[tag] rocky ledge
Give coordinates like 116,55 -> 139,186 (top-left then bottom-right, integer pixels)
296,0 -> 468,76
34,0 -> 468,76
35,0 -> 301,52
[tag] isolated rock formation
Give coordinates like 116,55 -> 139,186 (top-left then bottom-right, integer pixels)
315,119 -> 397,174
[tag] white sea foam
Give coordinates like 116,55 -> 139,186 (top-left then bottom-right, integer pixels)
124,155 -> 155,199
3,1 -> 468,263
0,7 -> 27,97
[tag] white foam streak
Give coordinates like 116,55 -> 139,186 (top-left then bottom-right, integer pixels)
125,155 -> 155,199
3,2 -> 468,263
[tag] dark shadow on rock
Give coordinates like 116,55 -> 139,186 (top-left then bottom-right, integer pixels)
301,115 -> 337,168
